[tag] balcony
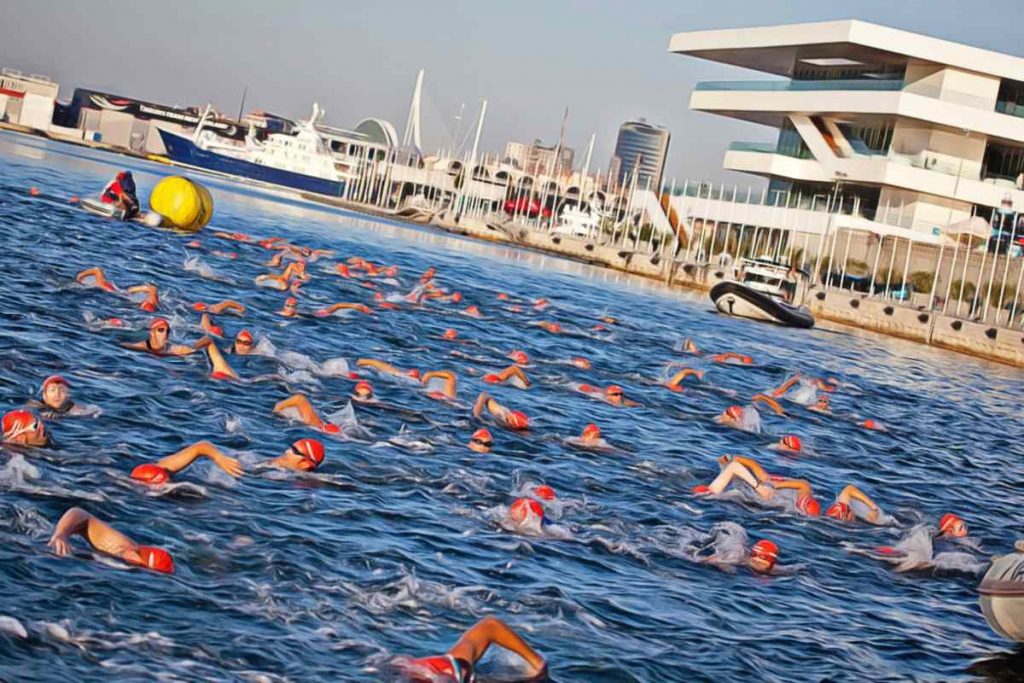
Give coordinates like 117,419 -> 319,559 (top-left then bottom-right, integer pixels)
695,78 -> 904,93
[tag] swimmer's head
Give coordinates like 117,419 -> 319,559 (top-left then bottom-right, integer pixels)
939,513 -> 967,537
407,368 -> 421,380
442,328 -> 458,340
497,292 -> 509,301
508,497 -> 545,527
779,435 -> 802,452
604,385 -> 625,403
826,502 -> 854,522
283,297 -> 298,312
465,305 -> 481,316
2,409 -> 47,446
136,545 -> 174,574
149,317 -> 170,347
41,375 -> 70,409
533,485 -> 556,501
691,484 -> 712,495
130,463 -> 171,485
354,381 -> 374,399
572,357 -> 591,370
509,350 -> 529,365
797,495 -> 821,517
724,405 -> 744,421
468,428 -> 493,453
581,423 -> 602,441
289,438 -> 326,471
235,329 -> 254,354
450,292 -> 462,303
506,410 -> 530,431
140,300 -> 157,313
749,539 -> 779,573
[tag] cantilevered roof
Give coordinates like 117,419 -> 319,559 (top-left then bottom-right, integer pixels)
669,20 -> 1024,82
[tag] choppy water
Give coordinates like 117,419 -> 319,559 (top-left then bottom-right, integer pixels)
1,132 -> 1023,682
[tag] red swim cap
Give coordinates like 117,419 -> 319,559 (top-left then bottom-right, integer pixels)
321,423 -> 341,434
509,497 -> 544,525
780,435 -> 802,452
209,371 -> 233,381
442,328 -> 458,340
483,373 -> 501,384
582,423 -> 601,439
797,495 -> 821,517
137,545 -> 174,574
149,317 -> 170,331
506,410 -> 530,430
285,297 -> 298,306
451,292 -> 462,303
509,350 -> 529,365
407,368 -> 421,380
751,539 -> 779,567
826,502 -> 853,521
2,409 -> 39,440
292,438 -> 325,468
141,301 -> 157,313
725,405 -> 744,420
572,357 -> 590,369
42,375 -> 69,390
193,302 -> 208,311
236,329 -> 254,344
131,463 -> 171,485
354,380 -> 373,397
604,385 -> 624,398
692,484 -> 712,495
939,513 -> 964,535
497,292 -> 509,300
861,419 -> 879,430
465,305 -> 480,316
534,485 -> 557,501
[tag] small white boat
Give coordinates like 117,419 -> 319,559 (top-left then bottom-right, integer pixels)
551,204 -> 600,240
979,544 -> 1024,642
80,197 -> 127,220
710,258 -> 815,328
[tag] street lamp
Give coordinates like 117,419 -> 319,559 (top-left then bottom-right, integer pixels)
814,170 -> 848,288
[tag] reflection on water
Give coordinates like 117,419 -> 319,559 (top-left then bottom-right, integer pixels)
0,131 -> 1023,682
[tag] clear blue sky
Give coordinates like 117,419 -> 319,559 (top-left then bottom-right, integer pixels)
2,0 -> 1022,184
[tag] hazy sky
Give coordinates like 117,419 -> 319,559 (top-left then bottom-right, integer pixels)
3,1 -> 1022,184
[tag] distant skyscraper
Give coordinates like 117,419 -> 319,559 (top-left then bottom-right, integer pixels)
612,119 -> 670,189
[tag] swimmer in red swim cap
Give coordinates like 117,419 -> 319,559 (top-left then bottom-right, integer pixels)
663,366 -> 703,392
472,392 -> 530,431
467,428 -> 493,454
126,284 -> 160,313
508,350 -> 530,365
749,539 -> 779,574
694,455 -> 821,517
273,394 -> 342,434
2,409 -> 49,446
352,380 -> 374,402
129,440 -> 244,484
533,485 -> 556,501
939,513 -> 967,538
777,435 -> 802,453
34,375 -> 76,415
193,300 -> 246,316
537,320 -> 562,334
74,266 -> 118,292
315,302 -> 374,317
122,318 -> 202,357
859,419 -> 885,431
48,507 -> 175,574
580,423 -> 602,445
571,357 -> 591,370
481,365 -> 531,389
193,337 -> 238,380
715,405 -> 747,428
420,370 -> 458,400
402,616 -> 545,683
507,497 -> 546,529
230,329 -> 255,355
825,484 -> 882,524
355,358 -> 421,381
279,297 -> 299,318
442,328 -> 459,340
709,352 -> 754,365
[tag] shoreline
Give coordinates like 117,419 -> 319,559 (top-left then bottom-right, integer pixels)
5,122 -> 1021,369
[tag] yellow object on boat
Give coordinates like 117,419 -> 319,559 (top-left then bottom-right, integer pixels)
148,176 -> 213,231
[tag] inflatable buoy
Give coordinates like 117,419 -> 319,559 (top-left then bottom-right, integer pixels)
148,176 -> 213,232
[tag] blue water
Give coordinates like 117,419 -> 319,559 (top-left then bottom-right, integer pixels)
0,132 -> 1023,682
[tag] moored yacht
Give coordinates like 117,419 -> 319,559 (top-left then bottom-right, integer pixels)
710,257 -> 815,328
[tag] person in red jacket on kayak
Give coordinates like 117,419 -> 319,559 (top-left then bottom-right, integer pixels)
100,171 -> 139,218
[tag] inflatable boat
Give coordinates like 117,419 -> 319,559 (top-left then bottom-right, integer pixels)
80,197 -> 127,221
710,259 -> 815,329
979,543 -> 1024,642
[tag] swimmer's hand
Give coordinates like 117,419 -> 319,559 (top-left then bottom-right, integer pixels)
212,452 -> 244,478
193,337 -> 213,350
48,533 -> 72,557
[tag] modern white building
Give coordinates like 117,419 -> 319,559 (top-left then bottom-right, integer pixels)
668,20 -> 1024,245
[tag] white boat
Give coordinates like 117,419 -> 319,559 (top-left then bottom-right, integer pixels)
710,258 -> 815,328
158,104 -> 358,196
551,204 -> 601,240
979,543 -> 1024,642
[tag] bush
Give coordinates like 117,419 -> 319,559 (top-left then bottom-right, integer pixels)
949,279 -> 976,301
909,270 -> 934,292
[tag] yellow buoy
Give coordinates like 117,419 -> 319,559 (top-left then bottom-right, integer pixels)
148,176 -> 214,232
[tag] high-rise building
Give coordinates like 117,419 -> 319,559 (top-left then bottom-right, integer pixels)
504,139 -> 574,176
613,119 -> 670,189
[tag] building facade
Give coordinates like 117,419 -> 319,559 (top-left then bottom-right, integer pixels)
670,19 -> 1024,237
504,139 -> 574,177
612,119 -> 670,190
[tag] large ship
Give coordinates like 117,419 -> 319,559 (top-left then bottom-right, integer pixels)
157,104 -> 357,197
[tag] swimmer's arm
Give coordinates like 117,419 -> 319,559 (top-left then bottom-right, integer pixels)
48,508 -> 136,559
503,366 -> 531,387
730,456 -> 770,483
265,252 -> 285,268
204,341 -> 238,378
155,440 -> 243,478
770,374 -> 802,398
121,341 -> 149,352
207,300 -> 246,315
707,459 -> 761,494
355,358 -> 402,375
273,393 -> 325,428
837,484 -> 881,521
751,394 -> 786,416
75,267 -> 108,285
772,478 -> 813,498
319,303 -> 372,315
421,370 -> 457,397
472,392 -> 490,418
447,616 -> 546,676
125,284 -> 157,296
666,368 -> 703,388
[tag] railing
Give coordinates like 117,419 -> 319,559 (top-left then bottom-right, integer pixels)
695,78 -> 904,92
995,101 -> 1024,119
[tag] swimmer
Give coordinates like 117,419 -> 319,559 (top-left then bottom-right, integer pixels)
772,373 -> 838,396
122,318 -> 201,357
421,370 -> 458,400
537,320 -> 562,334
315,302 -> 373,317
751,394 -> 786,416
47,507 -> 174,574
825,484 -> 883,524
775,434 -> 802,454
227,329 -> 255,355
861,515 -> 973,573
27,375 -> 77,416
418,266 -> 436,285
505,497 -> 547,533
482,365 -> 531,389
571,357 -> 591,370
859,419 -> 886,431
693,455 -> 821,516
467,427 -> 493,453
351,380 -> 374,402
938,513 -> 968,538
404,616 -> 546,683
273,394 -> 342,434
126,283 -> 160,313
356,358 -> 420,381
194,337 -> 238,380
279,297 -> 299,318
710,352 -> 752,366
687,524 -> 779,575
508,350 -> 530,366
714,404 -> 762,432
533,297 -> 550,310
579,422 -> 603,445
2,409 -> 49,446
577,384 -> 641,407
472,392 -> 530,431
193,300 -> 246,316
809,395 -> 831,414
463,305 -> 482,318
680,337 -> 702,355
663,366 -> 704,392
128,440 -> 243,484
441,328 -> 459,341
75,266 -> 118,292
199,313 -> 224,337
